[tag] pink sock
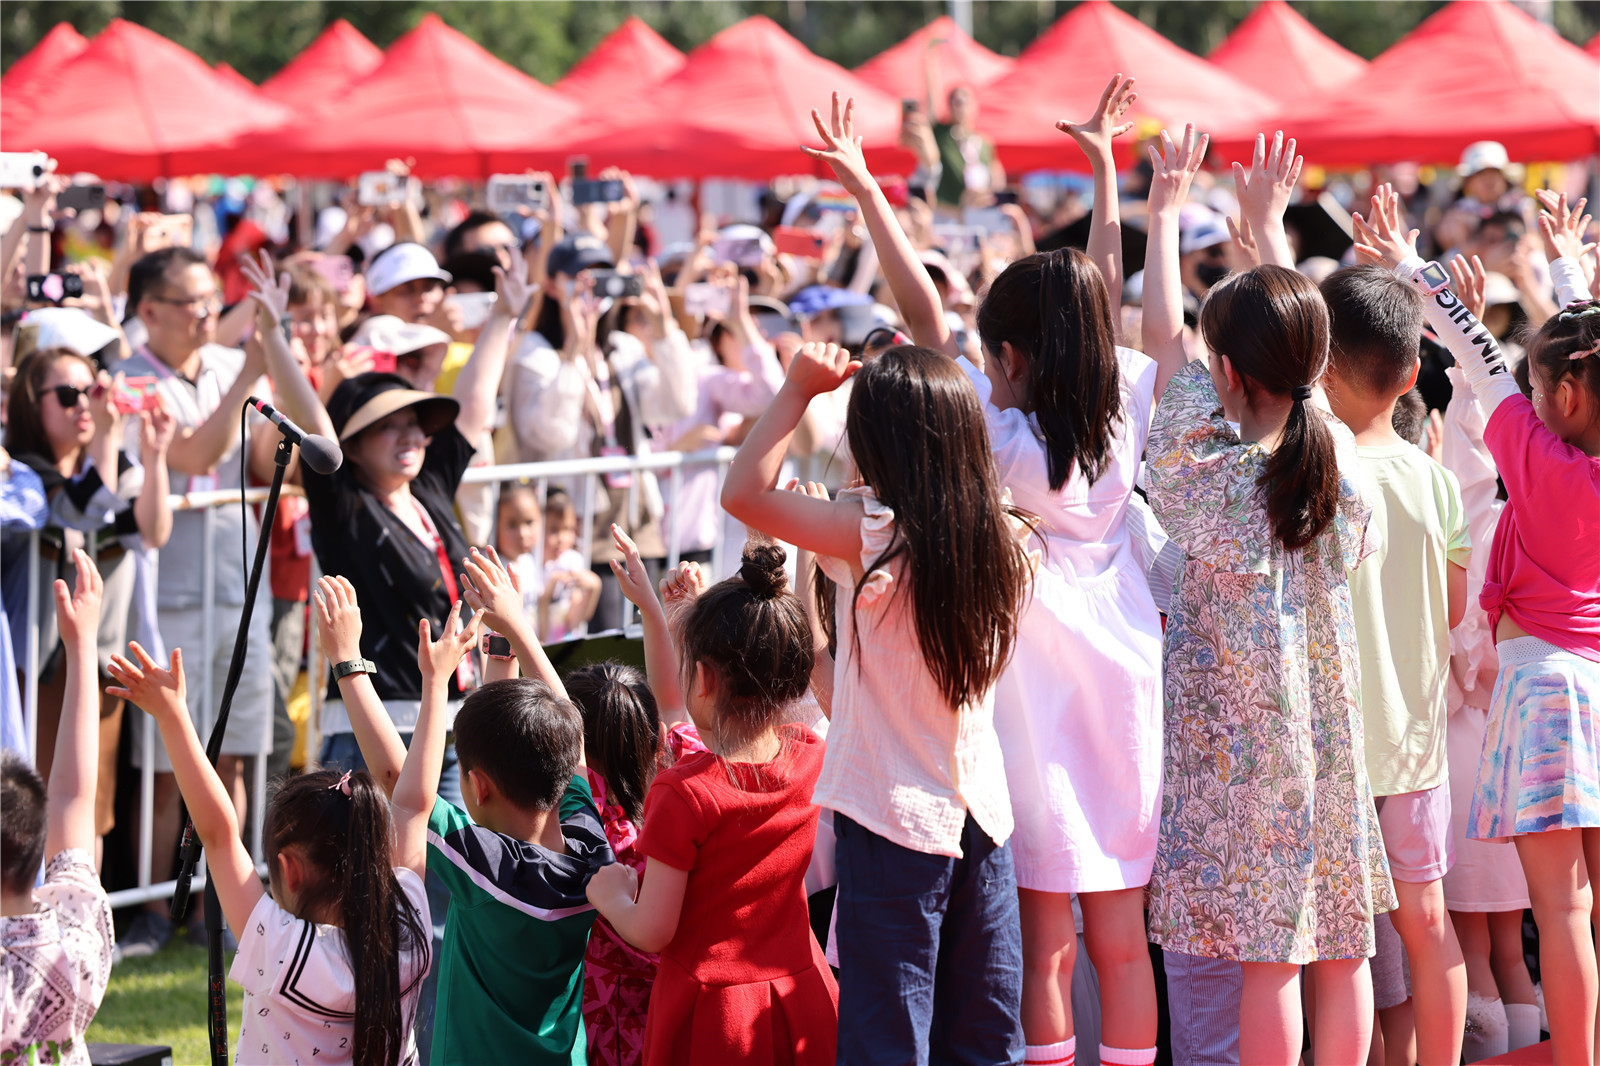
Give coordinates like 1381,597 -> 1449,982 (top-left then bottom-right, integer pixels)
1024,1036 -> 1075,1065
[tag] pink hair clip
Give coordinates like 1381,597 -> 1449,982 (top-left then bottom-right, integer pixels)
328,769 -> 352,796
1572,338 -> 1600,361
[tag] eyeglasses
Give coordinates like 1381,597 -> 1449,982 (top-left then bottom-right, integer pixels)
150,293 -> 222,317
43,384 -> 91,408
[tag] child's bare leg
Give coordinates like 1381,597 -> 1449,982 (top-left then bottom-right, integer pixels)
1515,828 -> 1596,1065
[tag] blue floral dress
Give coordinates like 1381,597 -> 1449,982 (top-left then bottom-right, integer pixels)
1143,362 -> 1394,964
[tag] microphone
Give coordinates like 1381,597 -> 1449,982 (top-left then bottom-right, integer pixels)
246,397 -> 342,475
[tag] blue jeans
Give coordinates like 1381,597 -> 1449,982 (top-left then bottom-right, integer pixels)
319,731 -> 460,1065
834,812 -> 1024,1066
1162,949 -> 1242,1066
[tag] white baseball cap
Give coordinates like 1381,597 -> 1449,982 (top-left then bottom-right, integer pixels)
1179,212 -> 1231,256
350,314 -> 452,355
364,242 -> 451,296
17,306 -> 123,361
1458,141 -> 1523,181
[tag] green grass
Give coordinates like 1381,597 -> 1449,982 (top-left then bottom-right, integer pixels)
87,939 -> 244,1066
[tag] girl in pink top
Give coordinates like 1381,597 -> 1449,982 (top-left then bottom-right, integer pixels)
721,317 -> 1033,1059
1357,186 -> 1600,1065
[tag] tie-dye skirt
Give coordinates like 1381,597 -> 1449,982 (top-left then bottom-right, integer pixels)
1468,637 -> 1600,843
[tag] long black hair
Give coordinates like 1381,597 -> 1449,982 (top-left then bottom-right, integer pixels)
565,662 -> 661,824
265,770 -> 428,1066
1200,265 -> 1340,551
976,248 -> 1123,491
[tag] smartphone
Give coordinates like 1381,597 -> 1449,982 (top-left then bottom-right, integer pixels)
0,151 -> 48,191
772,226 -> 825,260
572,179 -> 625,206
711,236 -> 765,269
357,170 -> 418,207
568,157 -> 589,182
346,345 -> 397,375
110,376 -> 161,415
444,290 -> 498,330
26,273 -> 85,304
590,270 -> 643,300
141,214 -> 193,252
310,254 -> 355,294
992,189 -> 1019,207
58,184 -> 107,212
486,175 -> 549,215
683,282 -> 732,318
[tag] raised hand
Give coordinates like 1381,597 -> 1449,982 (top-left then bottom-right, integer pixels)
240,249 -> 289,327
609,524 -> 658,610
660,560 -> 707,632
416,600 -> 484,686
492,243 -> 537,319
88,370 -> 121,440
783,341 -> 858,398
139,401 -> 176,462
1234,132 -> 1302,228
1351,183 -> 1420,269
53,550 -> 103,648
106,642 -> 187,721
1449,254 -> 1488,320
1057,74 -> 1137,164
802,92 -> 872,197
312,574 -> 365,665
460,545 -> 531,638
1147,124 -> 1209,217
1535,190 -> 1595,264
1225,214 -> 1260,268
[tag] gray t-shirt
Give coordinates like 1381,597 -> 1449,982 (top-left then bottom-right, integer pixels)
115,344 -> 265,609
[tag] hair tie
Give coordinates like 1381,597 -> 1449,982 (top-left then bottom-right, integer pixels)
1573,338 -> 1600,361
1558,301 -> 1600,322
1290,385 -> 1314,402
328,769 -> 352,796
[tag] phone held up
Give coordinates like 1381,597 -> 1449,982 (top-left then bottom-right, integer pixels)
26,274 -> 84,304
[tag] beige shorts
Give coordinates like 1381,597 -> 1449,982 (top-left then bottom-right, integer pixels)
1376,781 -> 1456,883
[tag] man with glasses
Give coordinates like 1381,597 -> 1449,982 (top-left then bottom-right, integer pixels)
111,246 -> 274,960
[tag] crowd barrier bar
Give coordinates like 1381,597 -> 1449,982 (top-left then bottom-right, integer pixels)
18,445 -> 747,911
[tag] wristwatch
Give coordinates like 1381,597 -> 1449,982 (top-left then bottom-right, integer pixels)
481,633 -> 515,661
331,658 -> 377,682
1395,256 -> 1451,296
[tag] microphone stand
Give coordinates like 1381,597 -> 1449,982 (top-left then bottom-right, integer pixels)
170,428 -> 294,1066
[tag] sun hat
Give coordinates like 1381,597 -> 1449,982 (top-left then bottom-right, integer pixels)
788,285 -> 873,318
16,307 -> 122,361
364,242 -> 451,296
1458,141 -> 1523,182
328,372 -> 459,444
350,314 -> 452,356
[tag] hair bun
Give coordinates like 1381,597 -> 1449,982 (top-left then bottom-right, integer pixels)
738,542 -> 790,599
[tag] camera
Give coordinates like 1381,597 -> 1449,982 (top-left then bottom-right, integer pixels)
26,273 -> 85,304
590,270 -> 643,300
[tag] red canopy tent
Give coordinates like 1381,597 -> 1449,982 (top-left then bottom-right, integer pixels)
978,0 -> 1278,173
554,16 -> 685,113
1212,0 -> 1600,165
259,19 -> 383,112
1207,1 -> 1367,103
1,23 -> 89,127
854,15 -> 1015,121
530,16 -> 906,180
0,19 -> 292,180
231,14 -> 580,178
1587,31 -> 1600,57
213,62 -> 260,95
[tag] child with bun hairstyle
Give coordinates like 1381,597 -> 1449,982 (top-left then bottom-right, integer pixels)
1140,126 -> 1393,1066
1356,184 -> 1600,1065
721,337 -> 1033,1064
583,536 -> 837,1065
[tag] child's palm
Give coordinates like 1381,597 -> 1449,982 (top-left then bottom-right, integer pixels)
107,643 -> 186,718
1147,125 -> 1208,214
417,602 -> 483,681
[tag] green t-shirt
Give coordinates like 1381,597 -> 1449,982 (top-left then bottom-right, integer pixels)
426,775 -> 613,1065
932,122 -> 995,207
1348,444 -> 1471,797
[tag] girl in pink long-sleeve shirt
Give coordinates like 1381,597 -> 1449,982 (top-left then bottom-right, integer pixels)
1357,185 -> 1600,1065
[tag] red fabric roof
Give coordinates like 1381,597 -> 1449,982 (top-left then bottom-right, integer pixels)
1,23 -> 90,127
532,17 -> 907,179
854,16 -> 1015,121
259,19 -> 383,112
554,17 -> 686,112
1212,0 -> 1600,166
1587,31 -> 1600,57
978,0 -> 1278,173
0,19 -> 292,179
1207,1 -> 1367,102
238,14 -> 580,179
213,63 -> 259,94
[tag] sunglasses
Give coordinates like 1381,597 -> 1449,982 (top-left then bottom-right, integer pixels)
42,383 -> 93,408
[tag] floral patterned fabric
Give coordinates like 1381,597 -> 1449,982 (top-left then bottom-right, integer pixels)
582,722 -> 706,1066
1143,362 -> 1395,964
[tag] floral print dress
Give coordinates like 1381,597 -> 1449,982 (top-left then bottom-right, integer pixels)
1143,362 -> 1395,964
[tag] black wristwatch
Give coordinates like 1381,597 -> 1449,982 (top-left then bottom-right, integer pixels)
331,658 -> 377,682
26,224 -> 53,233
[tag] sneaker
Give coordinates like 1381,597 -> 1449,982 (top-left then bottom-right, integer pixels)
115,909 -> 173,961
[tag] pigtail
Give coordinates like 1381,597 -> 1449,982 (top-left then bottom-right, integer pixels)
567,663 -> 662,825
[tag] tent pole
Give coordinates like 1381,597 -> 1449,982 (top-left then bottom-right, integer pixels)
297,182 -> 313,249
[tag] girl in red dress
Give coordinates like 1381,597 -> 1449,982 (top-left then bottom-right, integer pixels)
585,539 -> 838,1066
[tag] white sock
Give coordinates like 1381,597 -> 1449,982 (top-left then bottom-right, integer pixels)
1463,993 -> 1509,1063
1505,1001 -> 1543,1050
1098,1046 -> 1157,1066
1024,1037 -> 1075,1065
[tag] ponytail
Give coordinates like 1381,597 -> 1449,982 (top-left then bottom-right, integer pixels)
265,771 -> 428,1066
976,249 -> 1122,491
1200,266 -> 1341,551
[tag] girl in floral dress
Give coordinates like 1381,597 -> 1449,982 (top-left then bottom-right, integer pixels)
1138,126 -> 1394,1066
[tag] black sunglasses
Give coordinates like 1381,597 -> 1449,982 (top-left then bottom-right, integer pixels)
43,383 -> 92,408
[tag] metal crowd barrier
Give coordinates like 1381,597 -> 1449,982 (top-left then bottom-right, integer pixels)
18,445 -> 747,910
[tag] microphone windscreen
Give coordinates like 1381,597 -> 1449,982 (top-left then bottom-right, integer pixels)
300,434 -> 344,475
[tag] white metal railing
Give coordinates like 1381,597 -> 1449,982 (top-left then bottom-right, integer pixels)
17,446 -> 748,910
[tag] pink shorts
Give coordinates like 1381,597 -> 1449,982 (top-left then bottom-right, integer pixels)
1376,782 -> 1456,883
